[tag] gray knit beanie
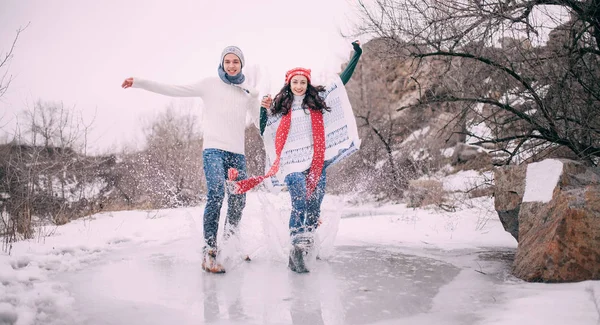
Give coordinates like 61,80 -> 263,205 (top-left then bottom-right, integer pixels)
220,46 -> 245,68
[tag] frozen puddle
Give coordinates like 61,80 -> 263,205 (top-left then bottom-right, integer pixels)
57,236 -> 509,325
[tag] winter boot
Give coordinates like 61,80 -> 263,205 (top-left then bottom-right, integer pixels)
288,244 -> 309,273
202,249 -> 226,274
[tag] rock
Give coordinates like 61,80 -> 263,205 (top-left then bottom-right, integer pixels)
451,143 -> 491,170
511,159 -> 600,282
493,164 -> 527,241
406,179 -> 445,208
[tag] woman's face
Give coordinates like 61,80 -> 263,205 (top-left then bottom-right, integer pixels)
223,53 -> 241,76
290,75 -> 308,96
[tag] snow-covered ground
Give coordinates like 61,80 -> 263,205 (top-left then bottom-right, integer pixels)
1,167 -> 599,325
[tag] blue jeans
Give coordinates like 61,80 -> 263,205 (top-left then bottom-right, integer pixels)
202,148 -> 247,250
284,163 -> 329,245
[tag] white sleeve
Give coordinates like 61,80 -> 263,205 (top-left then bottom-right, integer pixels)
247,97 -> 261,128
132,78 -> 205,97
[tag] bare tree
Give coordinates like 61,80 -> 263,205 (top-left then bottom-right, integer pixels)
354,0 -> 600,165
143,103 -> 203,206
333,39 -> 453,199
351,55 -> 410,196
1,100 -> 99,251
18,100 -> 92,200
0,25 -> 26,100
114,103 -> 204,209
0,25 -> 26,252
23,100 -> 84,149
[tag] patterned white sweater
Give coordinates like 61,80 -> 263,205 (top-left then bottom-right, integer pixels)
263,76 -> 360,188
133,76 -> 260,155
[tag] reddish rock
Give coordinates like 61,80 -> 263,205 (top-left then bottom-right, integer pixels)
512,160 -> 600,282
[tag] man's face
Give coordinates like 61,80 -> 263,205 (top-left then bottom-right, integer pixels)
290,75 -> 308,96
223,53 -> 241,76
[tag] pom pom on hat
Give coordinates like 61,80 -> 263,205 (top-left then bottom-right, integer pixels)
221,46 -> 245,68
285,67 -> 311,84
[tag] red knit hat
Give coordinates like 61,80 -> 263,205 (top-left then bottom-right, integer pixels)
285,67 -> 311,84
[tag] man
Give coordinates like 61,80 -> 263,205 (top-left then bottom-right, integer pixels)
122,45 -> 260,273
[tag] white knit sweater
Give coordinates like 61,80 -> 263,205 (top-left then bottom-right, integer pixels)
133,76 -> 260,155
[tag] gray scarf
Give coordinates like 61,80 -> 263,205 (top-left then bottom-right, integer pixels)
218,65 -> 250,94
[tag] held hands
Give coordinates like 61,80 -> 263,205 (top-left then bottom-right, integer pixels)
121,77 -> 134,89
261,94 -> 273,109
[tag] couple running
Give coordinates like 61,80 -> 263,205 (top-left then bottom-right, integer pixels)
121,41 -> 362,273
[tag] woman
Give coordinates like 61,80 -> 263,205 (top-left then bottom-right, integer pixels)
228,41 -> 362,273
122,45 -> 260,274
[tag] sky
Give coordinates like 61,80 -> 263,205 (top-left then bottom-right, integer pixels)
0,0 -> 363,155
2,163 -> 600,324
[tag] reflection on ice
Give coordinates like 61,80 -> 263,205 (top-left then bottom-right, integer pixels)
60,237 -> 462,325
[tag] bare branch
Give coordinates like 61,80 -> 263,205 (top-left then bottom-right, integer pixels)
0,24 -> 28,99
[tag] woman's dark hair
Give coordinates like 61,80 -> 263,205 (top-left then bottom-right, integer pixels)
270,82 -> 330,115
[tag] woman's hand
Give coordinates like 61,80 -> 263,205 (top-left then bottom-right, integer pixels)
261,95 -> 273,108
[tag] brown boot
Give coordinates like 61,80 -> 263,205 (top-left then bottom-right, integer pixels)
202,249 -> 226,274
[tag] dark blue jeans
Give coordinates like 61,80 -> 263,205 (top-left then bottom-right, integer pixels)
284,163 -> 329,245
202,148 -> 247,250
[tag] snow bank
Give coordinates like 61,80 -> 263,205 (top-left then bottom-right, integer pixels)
523,159 -> 563,203
442,170 -> 492,192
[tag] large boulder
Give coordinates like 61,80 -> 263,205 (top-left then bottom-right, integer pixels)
510,159 -> 600,282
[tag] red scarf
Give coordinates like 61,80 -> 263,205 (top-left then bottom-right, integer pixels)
228,109 -> 325,198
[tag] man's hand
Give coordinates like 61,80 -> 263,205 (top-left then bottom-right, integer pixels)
121,77 -> 134,89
